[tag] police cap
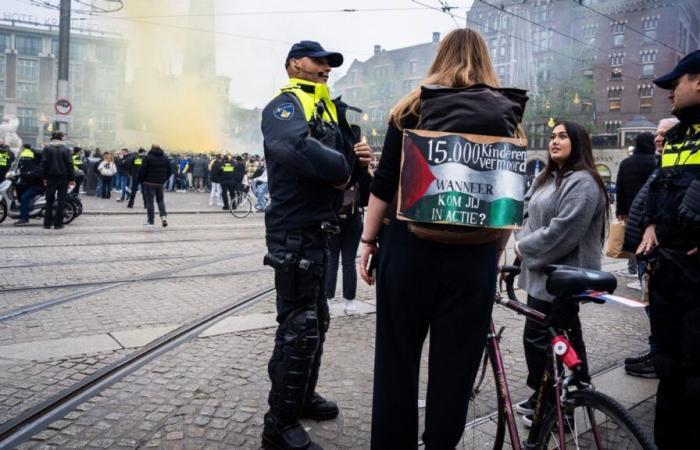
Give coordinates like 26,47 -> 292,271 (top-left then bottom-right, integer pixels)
286,40 -> 343,68
654,50 -> 700,89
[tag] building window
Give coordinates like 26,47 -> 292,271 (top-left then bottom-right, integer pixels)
532,29 -> 552,52
71,41 -> 87,61
611,21 -> 625,47
350,70 -> 357,83
678,25 -> 688,54
607,86 -> 623,99
640,50 -> 656,78
96,45 -> 120,64
16,82 -> 38,102
639,84 -> 654,111
605,120 -> 621,134
0,33 -> 10,52
496,65 -> 510,85
611,67 -> 622,80
51,39 -> 59,56
641,16 -> 658,44
15,36 -> 42,56
610,53 -> 624,66
409,60 -> 417,75
17,59 -> 39,81
582,24 -> 597,45
97,114 -> 115,132
0,56 -> 5,80
0,81 -> 4,100
608,99 -> 621,111
18,107 -> 37,130
69,62 -> 84,102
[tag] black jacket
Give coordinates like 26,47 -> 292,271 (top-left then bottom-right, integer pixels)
615,153 -> 656,217
17,149 -> 43,186
261,91 -> 357,231
41,140 -> 74,179
139,147 -> 172,184
129,153 -> 146,177
210,160 -> 222,183
116,155 -> 131,176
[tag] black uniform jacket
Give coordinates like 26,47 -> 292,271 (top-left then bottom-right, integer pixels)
261,91 -> 358,232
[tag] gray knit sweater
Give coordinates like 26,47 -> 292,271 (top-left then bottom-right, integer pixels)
515,170 -> 606,301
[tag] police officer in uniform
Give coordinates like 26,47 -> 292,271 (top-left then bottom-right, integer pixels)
0,143 -> 15,181
41,131 -> 74,229
260,41 -> 372,450
637,50 -> 700,450
13,144 -> 43,226
218,155 -> 237,210
70,146 -> 85,195
127,148 -> 145,208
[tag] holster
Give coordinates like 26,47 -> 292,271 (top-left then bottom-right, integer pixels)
264,230 -> 319,302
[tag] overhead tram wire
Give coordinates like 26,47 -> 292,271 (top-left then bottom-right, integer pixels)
478,0 -> 646,69
571,0 -> 683,54
70,6 -> 443,21
412,0 -> 645,84
437,0 -> 462,28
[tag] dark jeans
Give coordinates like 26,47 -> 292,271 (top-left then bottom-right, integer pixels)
638,259 -> 656,353
19,185 -> 42,221
648,248 -> 700,450
371,221 -> 498,450
523,296 -> 589,391
127,177 -> 143,207
44,176 -> 68,227
100,176 -> 112,198
220,181 -> 236,209
143,183 -> 167,224
325,213 -> 363,300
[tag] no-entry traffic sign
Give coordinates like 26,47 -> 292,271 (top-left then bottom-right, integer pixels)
55,98 -> 72,115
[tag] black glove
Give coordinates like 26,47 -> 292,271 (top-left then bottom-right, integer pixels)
548,298 -> 580,331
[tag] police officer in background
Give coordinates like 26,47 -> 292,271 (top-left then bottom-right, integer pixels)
41,131 -> 74,229
0,143 -> 15,180
70,146 -> 85,195
260,41 -> 372,450
127,148 -> 145,208
13,143 -> 43,226
636,50 -> 700,450
218,155 -> 237,210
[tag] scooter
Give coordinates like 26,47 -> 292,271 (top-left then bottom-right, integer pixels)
0,172 -> 77,225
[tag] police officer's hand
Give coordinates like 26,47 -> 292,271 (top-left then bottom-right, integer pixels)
353,142 -> 373,168
636,224 -> 659,255
359,243 -> 377,285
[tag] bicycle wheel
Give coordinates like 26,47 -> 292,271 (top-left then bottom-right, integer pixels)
535,389 -> 655,450
460,350 -> 507,450
230,193 -> 252,218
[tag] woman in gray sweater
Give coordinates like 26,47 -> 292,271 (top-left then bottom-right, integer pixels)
514,121 -> 609,426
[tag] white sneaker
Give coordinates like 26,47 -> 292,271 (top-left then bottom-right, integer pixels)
344,300 -> 357,314
161,217 -> 168,228
143,223 -> 155,229
626,281 -> 641,291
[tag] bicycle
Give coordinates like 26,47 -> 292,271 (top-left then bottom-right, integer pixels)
229,185 -> 269,218
461,264 -> 656,450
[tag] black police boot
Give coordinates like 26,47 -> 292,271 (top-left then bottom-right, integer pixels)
262,413 -> 323,450
300,393 -> 339,421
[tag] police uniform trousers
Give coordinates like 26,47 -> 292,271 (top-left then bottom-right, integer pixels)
127,176 -> 144,208
265,227 -> 331,425
220,181 -> 237,209
44,176 -> 69,227
648,247 -> 700,450
371,221 -> 497,450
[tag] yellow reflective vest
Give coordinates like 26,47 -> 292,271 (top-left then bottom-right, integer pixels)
279,78 -> 338,124
661,123 -> 700,168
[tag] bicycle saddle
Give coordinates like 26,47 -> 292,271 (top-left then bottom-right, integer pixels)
544,265 -> 617,298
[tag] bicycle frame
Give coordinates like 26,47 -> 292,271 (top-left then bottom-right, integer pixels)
484,290 -> 582,450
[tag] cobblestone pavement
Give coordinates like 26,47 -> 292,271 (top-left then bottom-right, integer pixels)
0,194 -> 656,449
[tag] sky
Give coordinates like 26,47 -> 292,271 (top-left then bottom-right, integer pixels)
4,0 -> 475,108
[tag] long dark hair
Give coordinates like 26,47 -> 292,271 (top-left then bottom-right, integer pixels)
534,121 -> 610,240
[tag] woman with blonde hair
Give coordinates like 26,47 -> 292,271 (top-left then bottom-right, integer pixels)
360,28 -> 527,448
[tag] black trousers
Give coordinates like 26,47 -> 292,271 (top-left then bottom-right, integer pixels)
648,248 -> 700,450
143,183 -> 167,224
325,213 -> 363,300
127,176 -> 143,207
523,296 -> 589,392
371,221 -> 498,450
44,176 -> 68,227
220,181 -> 236,209
100,175 -> 112,198
265,227 -> 331,425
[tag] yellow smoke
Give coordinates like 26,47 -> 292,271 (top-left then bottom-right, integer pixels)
119,0 -> 226,152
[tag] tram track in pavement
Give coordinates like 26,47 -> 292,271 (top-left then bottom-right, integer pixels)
0,235 -> 262,250
0,253 -> 219,270
0,267 -> 270,294
0,284 -> 276,449
0,224 -> 263,238
0,251 -> 265,322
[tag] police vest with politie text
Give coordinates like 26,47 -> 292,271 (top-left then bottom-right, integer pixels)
0,146 -> 15,178
261,77 -> 360,231
17,146 -> 43,186
646,113 -> 700,249
220,160 -> 235,181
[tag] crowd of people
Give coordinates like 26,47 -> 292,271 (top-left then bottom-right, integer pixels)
74,148 -> 270,216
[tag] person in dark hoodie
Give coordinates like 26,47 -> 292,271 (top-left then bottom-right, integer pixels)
41,131 -> 75,229
138,144 -> 171,228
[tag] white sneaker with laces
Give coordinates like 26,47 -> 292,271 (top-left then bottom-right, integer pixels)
143,222 -> 155,229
